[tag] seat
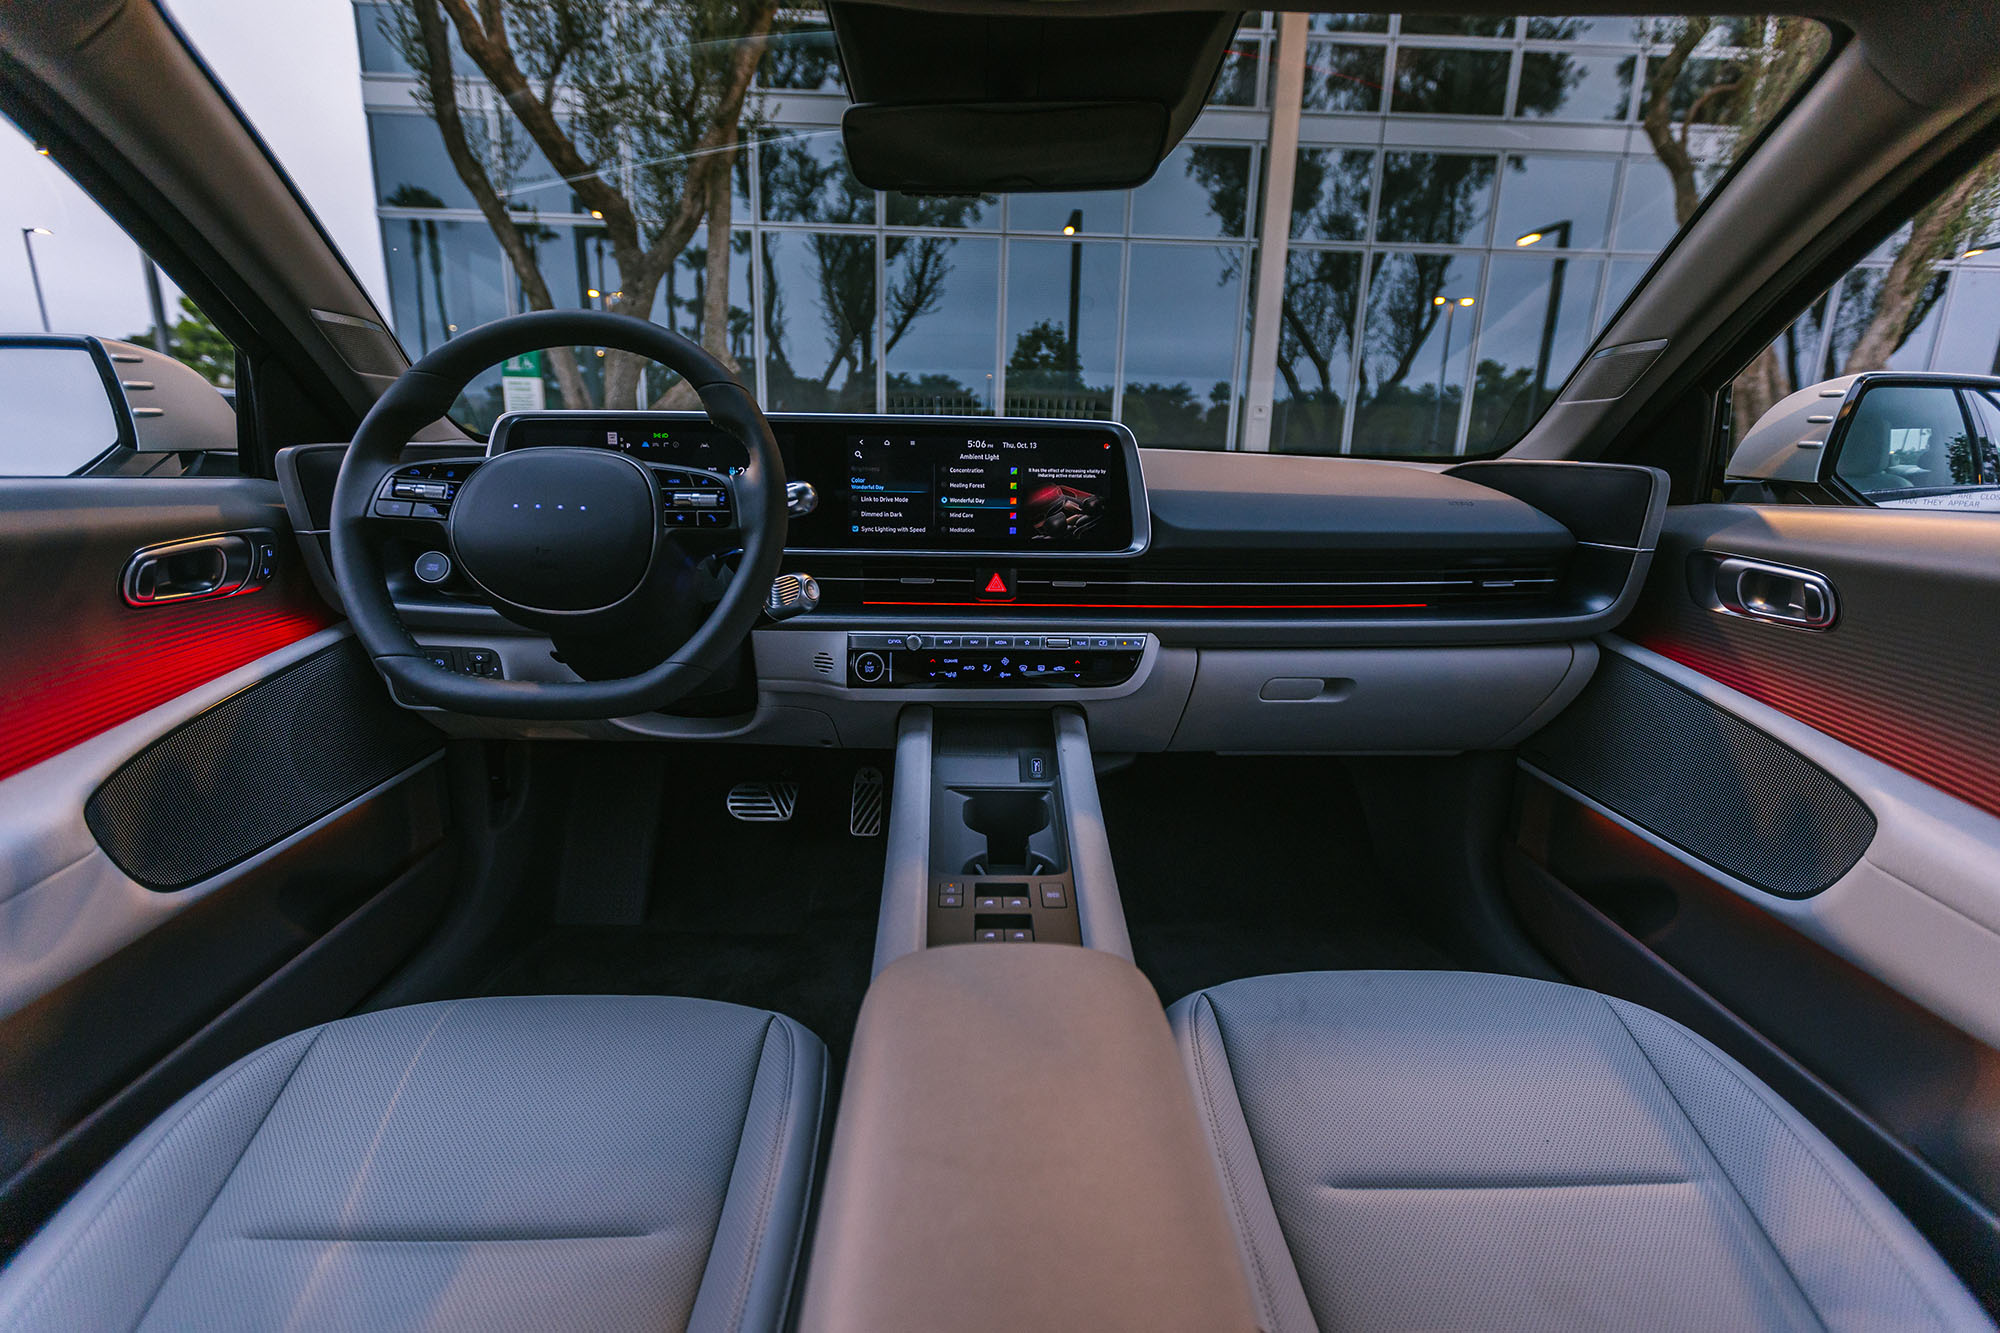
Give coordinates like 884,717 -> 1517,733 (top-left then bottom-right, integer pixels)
0,994 -> 825,1333
1837,417 -> 1916,492
1169,971 -> 1993,1333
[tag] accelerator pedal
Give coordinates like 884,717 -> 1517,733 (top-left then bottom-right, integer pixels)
844,764 -> 884,836
727,781 -> 798,822
850,766 -> 885,837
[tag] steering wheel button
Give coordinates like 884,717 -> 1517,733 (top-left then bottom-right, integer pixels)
698,511 -> 729,526
374,499 -> 413,518
414,550 -> 453,584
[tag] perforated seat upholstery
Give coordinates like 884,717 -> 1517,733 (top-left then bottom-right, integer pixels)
0,994 -> 825,1333
1169,971 -> 1993,1333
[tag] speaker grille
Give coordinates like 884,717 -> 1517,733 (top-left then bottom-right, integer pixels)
85,639 -> 444,891
1522,653 -> 1874,898
1560,339 -> 1667,403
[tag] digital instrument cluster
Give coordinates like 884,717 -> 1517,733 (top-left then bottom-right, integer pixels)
487,411 -> 1148,558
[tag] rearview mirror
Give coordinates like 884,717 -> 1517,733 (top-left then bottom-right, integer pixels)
1729,372 -> 2000,512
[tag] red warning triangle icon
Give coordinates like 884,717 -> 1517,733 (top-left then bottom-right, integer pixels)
983,572 -> 1010,595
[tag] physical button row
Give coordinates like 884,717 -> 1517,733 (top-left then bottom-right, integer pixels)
851,633 -> 1147,652
419,644 -> 504,678
975,927 -> 1035,943
936,881 -> 1068,909
374,497 -> 449,520
663,510 -> 735,529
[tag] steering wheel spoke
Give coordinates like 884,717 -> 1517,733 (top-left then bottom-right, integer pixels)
367,456 -> 485,526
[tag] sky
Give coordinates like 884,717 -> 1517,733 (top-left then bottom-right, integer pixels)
0,0 -> 387,340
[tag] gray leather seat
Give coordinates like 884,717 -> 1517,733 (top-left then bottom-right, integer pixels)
0,994 -> 824,1333
1169,970 -> 1993,1332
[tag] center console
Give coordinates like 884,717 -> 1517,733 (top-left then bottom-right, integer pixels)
872,706 -> 1131,972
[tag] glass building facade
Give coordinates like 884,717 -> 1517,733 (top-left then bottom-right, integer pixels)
353,6 -> 2000,452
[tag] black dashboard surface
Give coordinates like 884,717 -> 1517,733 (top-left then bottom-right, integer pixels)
279,414 -> 1664,643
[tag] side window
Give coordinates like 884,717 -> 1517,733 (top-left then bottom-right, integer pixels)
1730,143 -> 2000,511
3,113 -> 238,477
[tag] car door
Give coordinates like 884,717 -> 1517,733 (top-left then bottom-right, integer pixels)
1502,152 -> 2000,1298
0,330 -> 454,1254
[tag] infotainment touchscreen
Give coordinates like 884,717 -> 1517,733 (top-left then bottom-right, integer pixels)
841,428 -> 1129,551
488,412 -> 1147,557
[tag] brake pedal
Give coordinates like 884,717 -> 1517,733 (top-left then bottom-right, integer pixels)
849,767 -> 885,837
727,781 -> 798,822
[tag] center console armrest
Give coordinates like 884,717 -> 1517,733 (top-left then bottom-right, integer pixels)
797,945 -> 1259,1333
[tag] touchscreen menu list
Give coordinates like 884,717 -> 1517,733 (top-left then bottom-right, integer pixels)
846,431 -> 1126,550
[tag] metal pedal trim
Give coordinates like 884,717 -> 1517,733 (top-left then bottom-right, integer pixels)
727,781 -> 798,822
850,766 -> 885,837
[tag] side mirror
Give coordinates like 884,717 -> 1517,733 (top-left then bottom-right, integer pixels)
101,337 -> 238,457
0,334 -> 236,477
1729,372 -> 2000,512
0,334 -> 136,477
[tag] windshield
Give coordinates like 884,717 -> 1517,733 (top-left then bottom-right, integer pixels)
16,6 -> 1832,457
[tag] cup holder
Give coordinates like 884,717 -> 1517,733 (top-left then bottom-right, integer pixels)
958,789 -> 1059,875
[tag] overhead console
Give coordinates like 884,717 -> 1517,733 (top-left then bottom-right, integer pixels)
489,411 -> 1148,558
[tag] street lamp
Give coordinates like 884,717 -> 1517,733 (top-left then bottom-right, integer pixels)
1430,294 -> 1475,447
1960,238 -> 1998,260
1065,208 -> 1083,378
21,228 -> 52,333
1516,220 -> 1573,419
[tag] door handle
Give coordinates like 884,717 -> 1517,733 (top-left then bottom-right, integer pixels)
1691,553 -> 1838,630
122,532 -> 270,606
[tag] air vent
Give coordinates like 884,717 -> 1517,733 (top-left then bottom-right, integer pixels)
812,651 -> 837,676
726,781 -> 798,822
843,565 -> 1565,614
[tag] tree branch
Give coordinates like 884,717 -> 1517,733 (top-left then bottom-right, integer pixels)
1640,19 -> 1710,226
411,0 -> 589,408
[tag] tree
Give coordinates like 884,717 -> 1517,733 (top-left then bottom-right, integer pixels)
130,297 -> 235,388
1839,163 -> 2000,373
385,0 -> 777,410
1632,18 -> 2000,433
1008,320 -> 1081,381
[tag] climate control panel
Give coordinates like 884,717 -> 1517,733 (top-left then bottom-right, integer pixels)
845,630 -> 1148,688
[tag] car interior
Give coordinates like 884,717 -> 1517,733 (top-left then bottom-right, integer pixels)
0,0 -> 1998,1329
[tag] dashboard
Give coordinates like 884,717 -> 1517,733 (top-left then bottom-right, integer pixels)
276,413 -> 1667,753
488,411 -> 1148,558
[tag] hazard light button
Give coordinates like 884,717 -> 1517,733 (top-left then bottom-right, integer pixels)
974,567 -> 1016,600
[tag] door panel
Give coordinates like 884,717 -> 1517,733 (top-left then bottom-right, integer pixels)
0,480 -> 334,780
1507,501 -> 2000,1303
0,479 -> 453,1252
1622,504 -> 2000,818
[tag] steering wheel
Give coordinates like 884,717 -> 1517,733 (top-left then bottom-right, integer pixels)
329,309 -> 787,720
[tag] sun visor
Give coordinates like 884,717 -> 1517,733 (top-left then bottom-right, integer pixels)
844,102 -> 1170,193
826,4 -> 1237,194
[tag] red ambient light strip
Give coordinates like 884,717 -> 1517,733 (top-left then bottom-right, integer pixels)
0,600 -> 334,783
862,599 -> 1430,611
1635,634 -> 2000,822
